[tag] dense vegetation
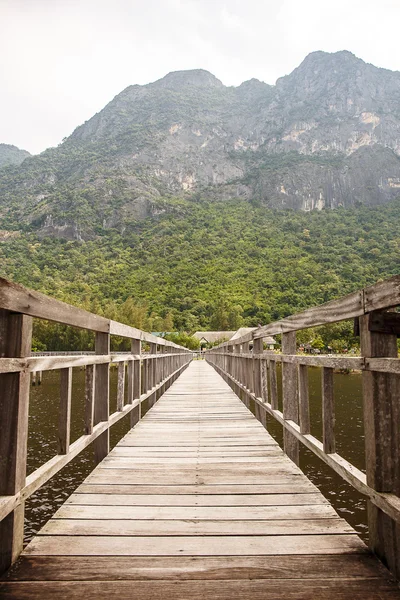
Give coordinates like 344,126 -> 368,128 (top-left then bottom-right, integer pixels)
1,197 -> 399,350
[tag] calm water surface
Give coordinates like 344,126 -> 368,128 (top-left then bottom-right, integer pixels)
25,363 -> 367,544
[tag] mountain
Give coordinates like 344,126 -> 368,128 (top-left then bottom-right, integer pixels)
1,51 -> 400,239
0,144 -> 30,169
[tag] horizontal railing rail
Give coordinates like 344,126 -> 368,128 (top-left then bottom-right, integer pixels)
0,277 -> 193,574
205,275 -> 400,578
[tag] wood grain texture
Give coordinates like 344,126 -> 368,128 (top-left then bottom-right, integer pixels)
322,367 -> 335,454
0,311 -> 32,574
3,361 -> 399,599
58,368 -> 72,454
360,311 -> 400,579
282,331 -> 299,465
298,364 -> 310,435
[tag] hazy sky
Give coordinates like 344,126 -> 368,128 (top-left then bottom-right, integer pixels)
2,0 -> 400,154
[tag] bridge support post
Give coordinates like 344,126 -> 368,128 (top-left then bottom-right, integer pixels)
130,338 -> 141,427
360,311 -> 400,578
253,336 -> 266,428
282,331 -> 299,465
242,342 -> 250,407
0,310 -> 32,575
93,331 -> 110,464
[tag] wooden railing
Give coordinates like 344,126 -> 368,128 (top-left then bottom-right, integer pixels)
0,277 -> 192,574
205,275 -> 400,577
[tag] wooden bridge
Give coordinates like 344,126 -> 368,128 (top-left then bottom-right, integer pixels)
0,275 -> 400,598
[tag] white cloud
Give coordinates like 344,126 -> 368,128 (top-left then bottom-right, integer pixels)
1,0 -> 400,153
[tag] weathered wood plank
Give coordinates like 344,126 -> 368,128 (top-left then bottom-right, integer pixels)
0,311 -> 32,574
24,534 -> 366,556
4,578 -> 400,600
84,364 -> 95,435
360,311 -> 400,578
53,504 -> 337,520
117,362 -> 125,411
57,368 -> 72,454
75,482 -> 318,495
282,331 -> 299,464
40,518 -> 353,536
65,492 -> 329,506
5,359 -> 398,597
4,554 -> 393,582
0,277 -> 109,332
93,332 -> 110,464
298,364 -> 310,435
322,367 -> 335,454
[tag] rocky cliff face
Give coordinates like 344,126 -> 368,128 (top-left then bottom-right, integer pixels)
1,52 -> 400,238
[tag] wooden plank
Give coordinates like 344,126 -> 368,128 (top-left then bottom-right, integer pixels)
254,289 -> 363,337
40,518 -> 353,536
282,331 -> 299,464
0,310 -> 32,574
53,504 -> 338,520
269,360 -> 278,410
4,554 -> 393,581
0,277 -> 109,332
360,311 -> 400,578
363,275 -> 400,312
322,367 -> 335,454
208,361 -> 400,526
57,368 -> 72,454
6,359 -> 399,596
117,362 -> 125,411
298,364 -> 310,435
75,482 -> 318,495
3,578 -> 400,600
23,534 -> 366,556
65,492 -> 328,506
84,365 -> 95,434
93,332 -> 110,464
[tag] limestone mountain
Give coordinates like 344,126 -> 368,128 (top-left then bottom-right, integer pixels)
0,144 -> 30,169
1,51 -> 400,239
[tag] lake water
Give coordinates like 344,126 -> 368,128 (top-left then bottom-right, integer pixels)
24,362 -> 368,544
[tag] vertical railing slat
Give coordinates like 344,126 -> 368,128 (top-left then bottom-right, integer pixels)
282,332 -> 299,465
360,311 -> 400,578
322,367 -> 335,453
0,310 -> 32,575
58,367 -> 72,454
269,360 -> 278,410
93,331 -> 110,464
117,361 -> 125,411
298,364 -> 310,435
84,364 -> 95,434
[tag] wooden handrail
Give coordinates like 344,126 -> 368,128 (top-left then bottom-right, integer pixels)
0,277 -> 183,346
205,274 -> 400,578
0,277 -> 193,574
210,275 -> 400,346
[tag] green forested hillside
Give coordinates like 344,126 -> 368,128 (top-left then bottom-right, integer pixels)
0,197 -> 399,349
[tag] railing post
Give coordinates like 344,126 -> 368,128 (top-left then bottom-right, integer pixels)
93,331 -> 110,464
0,310 -> 32,574
253,336 -> 266,427
360,311 -> 400,577
253,336 -> 263,399
131,338 -> 141,427
282,331 -> 299,465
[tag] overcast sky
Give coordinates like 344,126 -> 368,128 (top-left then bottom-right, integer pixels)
1,0 -> 400,155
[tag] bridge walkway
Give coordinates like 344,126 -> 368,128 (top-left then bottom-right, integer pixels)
1,361 -> 399,598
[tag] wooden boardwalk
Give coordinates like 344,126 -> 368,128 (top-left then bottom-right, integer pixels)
1,361 -> 400,599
